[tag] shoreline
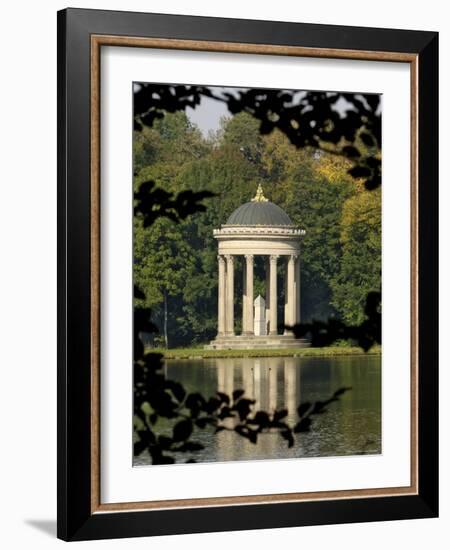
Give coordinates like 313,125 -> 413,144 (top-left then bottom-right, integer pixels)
146,345 -> 381,360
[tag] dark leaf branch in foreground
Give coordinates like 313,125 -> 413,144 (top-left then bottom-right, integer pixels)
134,84 -> 214,130
286,291 -> 381,352
134,84 -> 381,190
134,179 -> 216,228
134,350 -> 351,464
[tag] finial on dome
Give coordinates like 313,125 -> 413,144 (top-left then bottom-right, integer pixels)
251,184 -> 269,203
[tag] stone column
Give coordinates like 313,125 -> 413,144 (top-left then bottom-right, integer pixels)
242,258 -> 247,334
295,254 -> 301,325
269,255 -> 278,335
217,255 -> 226,337
284,258 -> 289,335
225,255 -> 235,335
243,254 -> 254,335
265,257 -> 271,334
285,254 -> 296,334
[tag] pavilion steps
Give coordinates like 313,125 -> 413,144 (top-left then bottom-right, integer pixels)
204,335 -> 310,350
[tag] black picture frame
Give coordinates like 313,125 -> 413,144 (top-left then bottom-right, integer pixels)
57,7 -> 438,541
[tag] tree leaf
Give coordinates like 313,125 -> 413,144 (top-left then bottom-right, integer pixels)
281,429 -> 294,448
360,132 -> 375,147
165,380 -> 186,403
232,389 -> 245,402
216,391 -> 230,405
273,408 -> 288,422
333,387 -> 352,397
297,402 -> 311,418
176,441 -> 204,452
172,419 -> 193,442
294,417 -> 312,433
342,145 -> 361,158
134,439 -> 148,456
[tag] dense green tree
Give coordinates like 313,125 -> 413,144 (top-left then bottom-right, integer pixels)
134,216 -> 195,348
331,187 -> 382,324
134,111 -> 210,194
133,125 -> 162,169
283,153 -> 355,321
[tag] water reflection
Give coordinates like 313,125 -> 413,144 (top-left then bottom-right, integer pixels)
134,355 -> 381,465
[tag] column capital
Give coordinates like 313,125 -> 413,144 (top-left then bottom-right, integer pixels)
225,254 -> 235,265
245,254 -> 254,262
288,253 -> 299,262
217,254 -> 226,264
270,254 -> 279,263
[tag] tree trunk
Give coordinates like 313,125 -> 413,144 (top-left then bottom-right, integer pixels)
163,290 -> 169,349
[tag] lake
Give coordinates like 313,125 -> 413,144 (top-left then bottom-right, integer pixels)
134,354 -> 381,465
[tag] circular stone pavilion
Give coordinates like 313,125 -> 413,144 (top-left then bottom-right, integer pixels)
206,185 -> 309,350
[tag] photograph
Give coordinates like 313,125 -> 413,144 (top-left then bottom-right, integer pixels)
132,83 -> 382,466
52,5 -> 438,542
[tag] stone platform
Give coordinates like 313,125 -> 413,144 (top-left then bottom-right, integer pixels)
204,334 -> 310,350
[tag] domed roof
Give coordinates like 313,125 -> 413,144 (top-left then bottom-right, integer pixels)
226,185 -> 293,226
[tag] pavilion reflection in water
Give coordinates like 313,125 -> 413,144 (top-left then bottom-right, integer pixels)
217,357 -> 299,417
215,357 -> 300,462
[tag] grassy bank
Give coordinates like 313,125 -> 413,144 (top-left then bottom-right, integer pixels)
146,345 -> 381,360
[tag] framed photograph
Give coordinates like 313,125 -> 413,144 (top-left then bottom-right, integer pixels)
57,8 -> 438,541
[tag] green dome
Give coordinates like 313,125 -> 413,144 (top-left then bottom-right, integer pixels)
226,200 -> 293,226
